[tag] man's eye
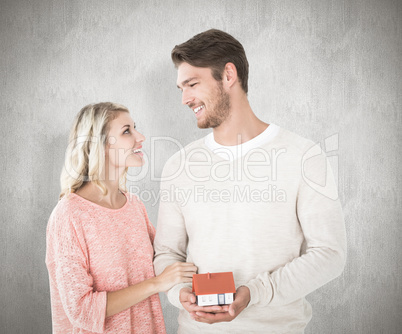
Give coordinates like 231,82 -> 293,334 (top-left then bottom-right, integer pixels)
190,83 -> 198,87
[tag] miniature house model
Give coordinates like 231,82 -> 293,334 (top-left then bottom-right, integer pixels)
192,272 -> 236,307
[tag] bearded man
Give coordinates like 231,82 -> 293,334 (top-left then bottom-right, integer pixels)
154,29 -> 346,334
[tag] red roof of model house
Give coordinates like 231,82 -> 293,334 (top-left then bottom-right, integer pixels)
192,272 -> 236,295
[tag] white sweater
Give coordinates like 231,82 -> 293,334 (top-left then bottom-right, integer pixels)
154,126 -> 346,334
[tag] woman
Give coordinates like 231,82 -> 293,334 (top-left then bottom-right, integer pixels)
46,102 -> 197,333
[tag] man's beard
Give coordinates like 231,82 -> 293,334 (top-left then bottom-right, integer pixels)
198,81 -> 231,129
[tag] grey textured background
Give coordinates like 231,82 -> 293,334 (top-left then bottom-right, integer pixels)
1,0 -> 401,333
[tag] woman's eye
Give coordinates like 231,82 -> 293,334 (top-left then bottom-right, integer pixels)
123,129 -> 130,134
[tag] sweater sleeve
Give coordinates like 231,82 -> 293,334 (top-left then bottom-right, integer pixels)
46,207 -> 107,333
153,161 -> 190,309
245,145 -> 347,307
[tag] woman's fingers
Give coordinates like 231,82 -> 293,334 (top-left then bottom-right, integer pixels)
167,262 -> 197,283
175,262 -> 197,273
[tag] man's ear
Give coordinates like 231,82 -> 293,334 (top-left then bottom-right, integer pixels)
223,62 -> 238,88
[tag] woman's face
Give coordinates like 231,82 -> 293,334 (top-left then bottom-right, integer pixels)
106,112 -> 145,169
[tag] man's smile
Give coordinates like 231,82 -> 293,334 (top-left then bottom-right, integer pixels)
193,105 -> 205,114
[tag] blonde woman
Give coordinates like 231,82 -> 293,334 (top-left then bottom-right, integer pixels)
46,102 -> 197,333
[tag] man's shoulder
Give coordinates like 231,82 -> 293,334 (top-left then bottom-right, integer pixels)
274,126 -> 316,156
162,136 -> 206,170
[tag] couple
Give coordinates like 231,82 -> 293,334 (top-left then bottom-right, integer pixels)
46,29 -> 346,333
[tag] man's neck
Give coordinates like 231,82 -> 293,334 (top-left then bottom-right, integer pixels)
212,99 -> 268,146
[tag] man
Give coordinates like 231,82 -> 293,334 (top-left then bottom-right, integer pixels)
154,29 -> 346,333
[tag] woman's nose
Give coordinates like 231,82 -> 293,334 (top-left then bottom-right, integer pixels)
135,131 -> 145,143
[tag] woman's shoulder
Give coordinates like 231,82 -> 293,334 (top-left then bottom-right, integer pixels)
52,193 -> 84,214
47,194 -> 85,231
123,191 -> 150,216
124,191 -> 145,208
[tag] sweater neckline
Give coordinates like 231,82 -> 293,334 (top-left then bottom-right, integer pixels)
203,124 -> 281,162
69,191 -> 129,212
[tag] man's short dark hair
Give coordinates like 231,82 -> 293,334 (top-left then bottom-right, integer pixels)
171,29 -> 249,93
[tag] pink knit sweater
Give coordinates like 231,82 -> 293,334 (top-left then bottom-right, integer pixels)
46,192 -> 166,333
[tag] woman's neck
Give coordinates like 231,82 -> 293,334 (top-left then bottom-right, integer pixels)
75,180 -> 126,210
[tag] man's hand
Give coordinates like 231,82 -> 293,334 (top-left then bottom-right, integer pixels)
179,287 -> 229,315
190,286 -> 251,324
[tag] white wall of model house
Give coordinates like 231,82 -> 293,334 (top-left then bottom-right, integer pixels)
197,293 -> 234,307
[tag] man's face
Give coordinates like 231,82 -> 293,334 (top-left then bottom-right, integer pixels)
177,62 -> 231,129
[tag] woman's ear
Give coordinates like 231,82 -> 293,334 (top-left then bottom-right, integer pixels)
105,136 -> 115,156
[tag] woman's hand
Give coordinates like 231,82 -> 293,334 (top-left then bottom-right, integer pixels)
154,262 -> 197,292
106,262 -> 197,317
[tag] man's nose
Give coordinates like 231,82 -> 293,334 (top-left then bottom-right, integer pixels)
182,89 -> 194,105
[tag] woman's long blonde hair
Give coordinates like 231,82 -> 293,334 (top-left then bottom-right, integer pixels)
60,102 -> 129,199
